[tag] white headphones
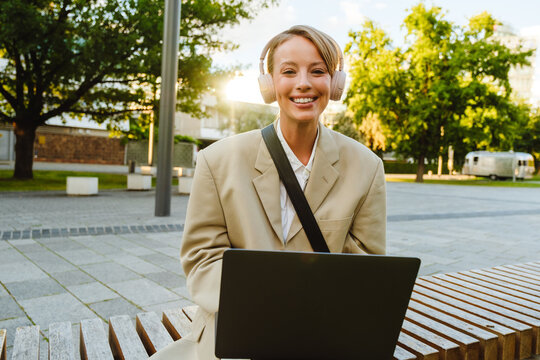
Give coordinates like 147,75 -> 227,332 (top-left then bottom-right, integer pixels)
258,36 -> 346,104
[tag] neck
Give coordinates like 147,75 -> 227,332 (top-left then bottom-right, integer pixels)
279,119 -> 318,166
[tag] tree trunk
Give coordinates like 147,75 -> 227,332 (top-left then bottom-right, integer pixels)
415,155 -> 425,183
13,123 -> 37,180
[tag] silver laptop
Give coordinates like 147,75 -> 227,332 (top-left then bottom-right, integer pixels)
215,249 -> 420,360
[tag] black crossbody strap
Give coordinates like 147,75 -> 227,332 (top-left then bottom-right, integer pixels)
261,124 -> 330,253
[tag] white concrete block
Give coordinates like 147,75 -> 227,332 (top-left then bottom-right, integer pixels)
178,176 -> 193,194
176,167 -> 195,177
127,174 -> 152,190
66,177 -> 98,195
140,166 -> 157,176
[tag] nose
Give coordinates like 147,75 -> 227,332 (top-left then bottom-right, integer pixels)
296,69 -> 311,91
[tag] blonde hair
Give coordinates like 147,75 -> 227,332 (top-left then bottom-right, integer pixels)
266,25 -> 340,77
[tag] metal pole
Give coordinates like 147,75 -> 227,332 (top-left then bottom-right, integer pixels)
148,112 -> 154,166
155,0 -> 181,217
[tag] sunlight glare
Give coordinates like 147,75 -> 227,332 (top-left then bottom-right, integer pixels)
225,74 -> 264,104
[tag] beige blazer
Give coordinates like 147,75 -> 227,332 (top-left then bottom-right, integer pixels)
155,122 -> 386,360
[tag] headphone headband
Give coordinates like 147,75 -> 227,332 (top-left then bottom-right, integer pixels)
259,36 -> 344,76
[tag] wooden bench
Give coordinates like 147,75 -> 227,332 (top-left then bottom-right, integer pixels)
1,262 -> 538,360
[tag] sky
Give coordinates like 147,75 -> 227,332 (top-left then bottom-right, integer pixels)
215,0 -> 540,104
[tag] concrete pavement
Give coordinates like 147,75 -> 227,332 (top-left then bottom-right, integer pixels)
1,182 -> 539,359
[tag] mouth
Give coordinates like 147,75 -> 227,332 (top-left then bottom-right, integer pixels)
290,97 -> 317,104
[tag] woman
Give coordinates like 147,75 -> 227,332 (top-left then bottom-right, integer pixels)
152,25 -> 386,360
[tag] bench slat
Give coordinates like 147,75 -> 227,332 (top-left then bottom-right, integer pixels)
162,309 -> 192,341
414,284 -> 533,359
409,300 -> 498,360
447,273 -> 540,305
465,270 -> 540,297
433,274 -> 540,313
49,322 -> 75,360
0,329 -> 6,360
412,292 -> 516,360
523,262 -> 540,270
393,345 -> 417,360
397,331 -> 439,360
136,312 -> 173,355
405,309 -> 480,360
182,306 -> 197,322
506,264 -> 540,276
80,319 -> 114,360
489,267 -> 540,289
109,315 -> 148,360
489,267 -> 540,286
12,325 -> 40,360
401,319 -> 461,360
424,276 -> 540,319
417,278 -> 540,355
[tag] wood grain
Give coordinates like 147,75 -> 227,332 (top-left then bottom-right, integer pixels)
11,325 -> 39,360
136,312 -> 173,355
109,315 -> 148,360
80,318 -> 114,360
49,322 -> 75,360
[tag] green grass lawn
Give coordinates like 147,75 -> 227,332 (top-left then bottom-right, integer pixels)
0,170 -> 178,192
387,174 -> 540,187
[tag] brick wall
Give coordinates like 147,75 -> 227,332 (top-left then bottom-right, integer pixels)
34,131 -> 125,165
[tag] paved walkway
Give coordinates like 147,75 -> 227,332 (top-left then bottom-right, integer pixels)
1,182 -> 539,359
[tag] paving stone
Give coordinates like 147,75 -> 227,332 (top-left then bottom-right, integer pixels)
80,262 -> 141,283
23,250 -> 76,273
116,259 -> 163,275
19,293 -> 95,328
108,278 -> 178,306
67,282 -> 119,304
55,249 -> 108,265
0,296 -> 26,320
0,248 -> 27,265
140,253 -> 182,273
142,298 -> 194,313
123,246 -> 156,256
7,240 -> 44,254
51,269 -> 94,287
4,277 -> 65,301
144,271 -> 187,289
89,298 -> 142,321
171,286 -> 191,299
0,261 -> 49,283
45,239 -> 87,252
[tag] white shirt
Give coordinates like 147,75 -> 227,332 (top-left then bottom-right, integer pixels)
276,119 -> 319,243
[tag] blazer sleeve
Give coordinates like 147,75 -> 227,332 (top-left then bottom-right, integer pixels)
344,157 -> 386,255
180,150 -> 230,314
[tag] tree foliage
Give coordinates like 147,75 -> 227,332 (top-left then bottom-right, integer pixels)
345,3 -> 533,181
0,0 -> 276,178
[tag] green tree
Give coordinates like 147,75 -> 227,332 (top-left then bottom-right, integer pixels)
345,4 -> 532,182
0,0 -> 275,179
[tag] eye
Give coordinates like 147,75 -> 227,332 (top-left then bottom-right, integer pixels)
282,69 -> 295,75
312,68 -> 327,75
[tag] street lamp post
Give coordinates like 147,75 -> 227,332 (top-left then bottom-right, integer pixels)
155,0 -> 181,217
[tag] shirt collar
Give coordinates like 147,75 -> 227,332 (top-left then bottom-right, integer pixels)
276,119 -> 319,172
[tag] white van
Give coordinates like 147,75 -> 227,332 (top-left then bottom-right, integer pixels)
462,151 -> 535,180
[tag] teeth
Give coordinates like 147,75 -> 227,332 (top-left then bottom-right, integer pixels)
292,98 -> 314,103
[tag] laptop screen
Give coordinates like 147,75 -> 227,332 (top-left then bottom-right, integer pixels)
216,249 -> 420,359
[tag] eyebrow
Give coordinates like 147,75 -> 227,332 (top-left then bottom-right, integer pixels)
279,61 -> 327,68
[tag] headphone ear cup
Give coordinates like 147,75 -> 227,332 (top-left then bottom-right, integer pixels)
258,74 -> 276,104
330,70 -> 346,101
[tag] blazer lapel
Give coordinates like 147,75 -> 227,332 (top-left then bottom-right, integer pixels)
287,124 -> 340,242
252,136 -> 284,243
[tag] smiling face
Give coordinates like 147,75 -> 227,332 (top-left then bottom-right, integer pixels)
271,35 -> 331,127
